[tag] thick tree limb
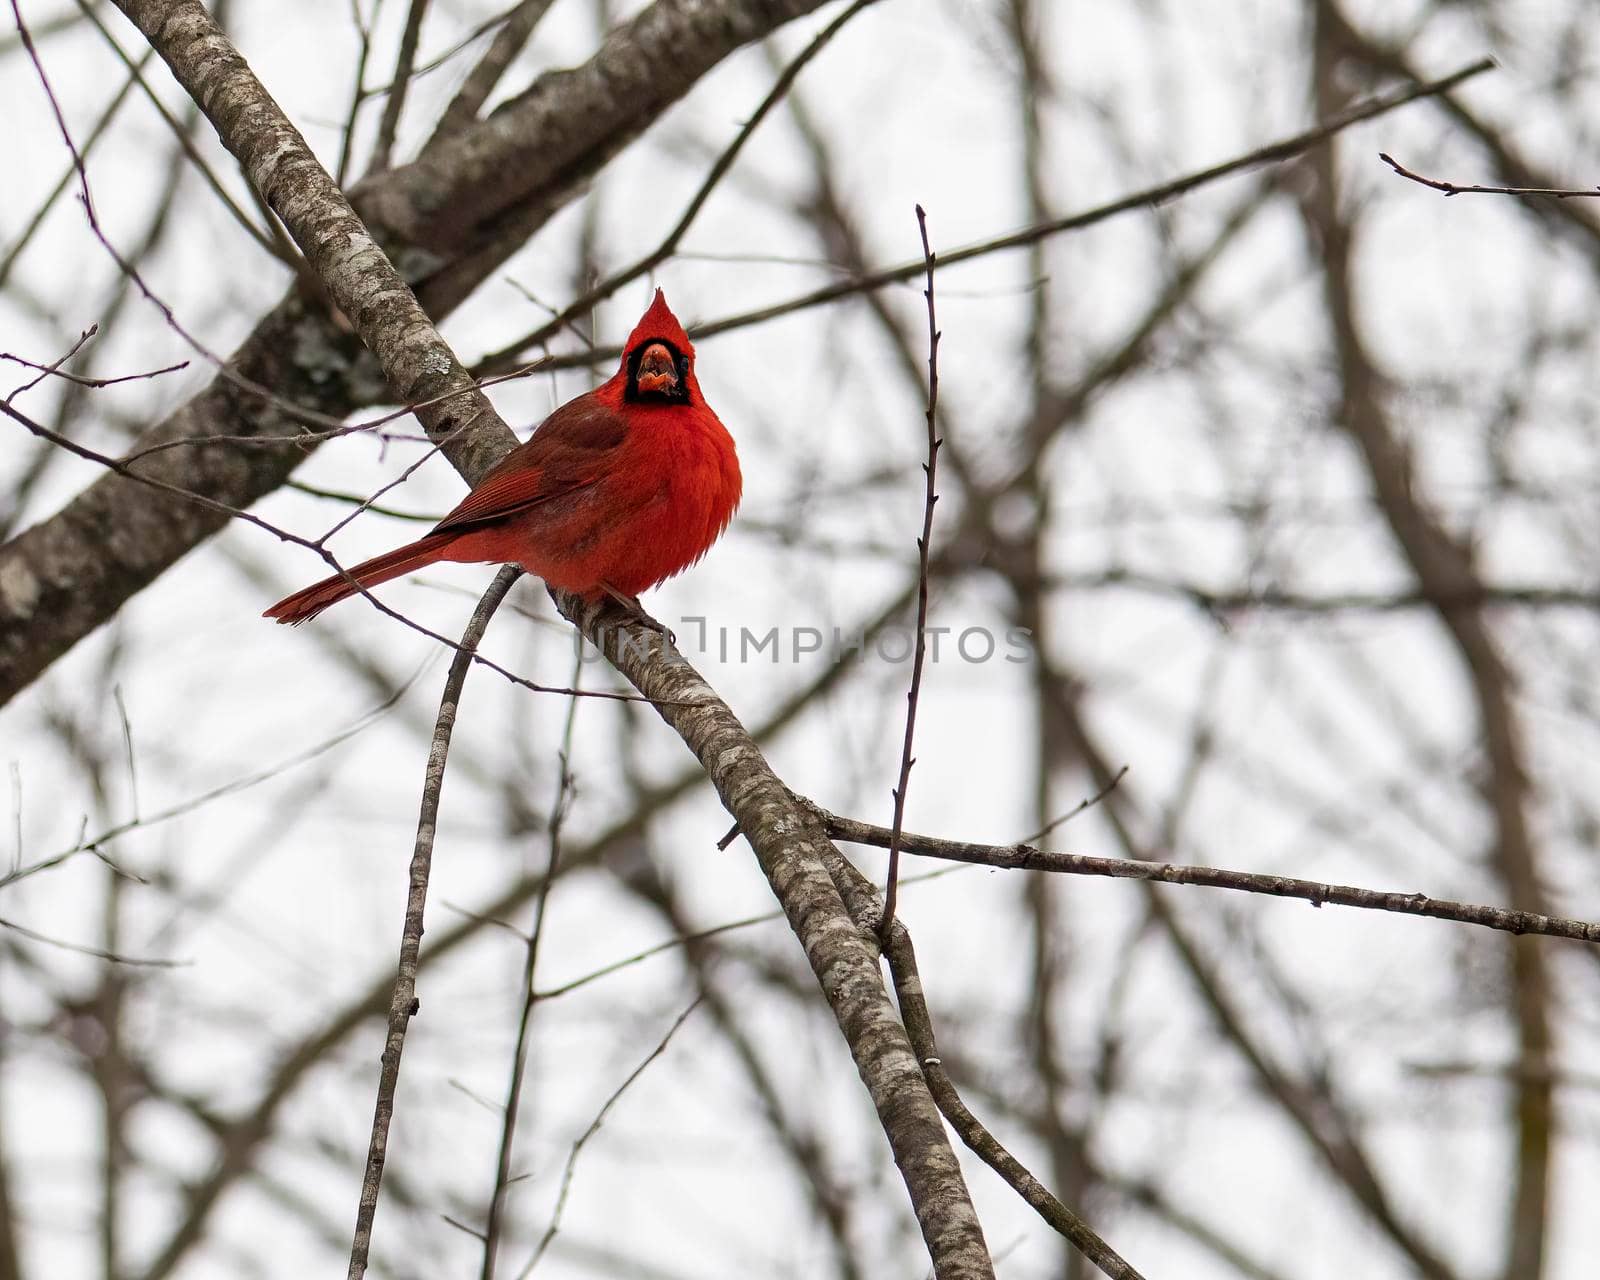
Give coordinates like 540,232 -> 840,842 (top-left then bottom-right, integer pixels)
554,594 -> 996,1280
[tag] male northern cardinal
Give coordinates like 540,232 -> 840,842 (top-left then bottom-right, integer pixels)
264,290 -> 741,624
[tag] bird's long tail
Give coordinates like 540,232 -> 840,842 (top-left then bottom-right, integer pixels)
263,533 -> 458,625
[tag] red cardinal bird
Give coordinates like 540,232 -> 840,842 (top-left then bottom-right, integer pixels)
264,290 -> 740,625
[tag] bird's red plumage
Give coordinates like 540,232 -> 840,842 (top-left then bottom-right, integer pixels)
264,290 -> 741,624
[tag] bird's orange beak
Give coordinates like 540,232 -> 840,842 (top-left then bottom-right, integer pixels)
634,342 -> 679,395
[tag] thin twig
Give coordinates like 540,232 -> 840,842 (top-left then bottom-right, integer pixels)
512,998 -> 703,1280
364,0 -> 524,98
111,686 -> 139,824
821,807 -> 1600,945
366,0 -> 429,174
879,204 -> 941,937
423,0 -> 555,150
346,566 -> 520,1280
12,2 -> 385,440
521,866 -> 963,1002
882,921 -> 1146,1280
479,652 -> 583,1280
0,1 -> 90,53
3,675 -> 421,890
1022,765 -> 1128,844
284,480 -> 438,521
0,914 -> 181,967
1380,151 -> 1600,199
0,400 -> 293,538
1,345 -> 188,396
2,327 -> 97,403
74,0 -> 286,260
335,0 -> 382,186
0,42 -> 151,291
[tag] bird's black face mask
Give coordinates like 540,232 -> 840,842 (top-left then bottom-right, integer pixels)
625,340 -> 692,405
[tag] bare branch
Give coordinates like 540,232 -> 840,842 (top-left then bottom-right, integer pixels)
1380,151 -> 1600,200
1302,25 -> 1552,1269
422,0 -> 556,150
0,913 -> 182,967
479,652 -> 583,1280
365,0 -> 430,175
512,997 -> 704,1279
347,567 -> 519,1280
879,203 -> 941,936
73,0 -> 288,261
0,41 -> 152,291
112,0 -> 517,479
883,921 -> 1147,1280
820,807 -> 1600,946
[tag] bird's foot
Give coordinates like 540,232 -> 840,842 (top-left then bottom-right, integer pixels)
599,585 -> 677,647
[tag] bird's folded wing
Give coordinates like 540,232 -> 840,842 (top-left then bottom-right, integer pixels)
430,398 -> 629,533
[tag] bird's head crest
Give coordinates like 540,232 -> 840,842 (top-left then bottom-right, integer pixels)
623,289 -> 694,360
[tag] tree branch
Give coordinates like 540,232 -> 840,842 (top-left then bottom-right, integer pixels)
879,204 -> 941,935
347,567 -> 519,1280
554,593 -> 995,1280
817,806 -> 1600,946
